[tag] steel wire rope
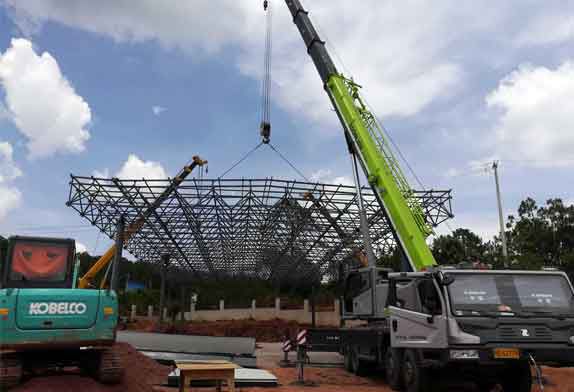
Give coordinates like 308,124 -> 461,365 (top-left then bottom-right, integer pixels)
218,142 -> 264,179
262,0 -> 273,125
259,0 -> 273,144
268,142 -> 310,182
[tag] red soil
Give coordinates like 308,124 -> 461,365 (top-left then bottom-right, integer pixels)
13,343 -> 171,392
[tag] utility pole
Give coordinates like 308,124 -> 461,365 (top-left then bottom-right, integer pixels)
492,161 -> 508,266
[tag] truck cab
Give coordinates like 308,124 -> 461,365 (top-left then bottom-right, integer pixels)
385,268 -> 574,391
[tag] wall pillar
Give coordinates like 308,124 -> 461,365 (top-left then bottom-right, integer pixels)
159,254 -> 170,322
180,286 -> 186,321
147,305 -> 153,319
334,299 -> 342,327
250,299 -> 256,318
275,297 -> 281,318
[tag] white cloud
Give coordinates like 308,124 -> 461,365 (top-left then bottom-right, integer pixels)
486,61 -> 574,167
311,168 -> 353,186
4,0 -> 477,128
515,13 -> 574,46
0,141 -> 22,221
115,154 -> 168,179
0,186 -> 21,221
0,141 -> 22,183
0,38 -> 91,159
75,241 -> 87,253
152,106 -> 166,116
92,168 -> 110,178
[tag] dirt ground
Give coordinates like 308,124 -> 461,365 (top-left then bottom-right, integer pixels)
125,318 -> 313,343
151,365 -> 574,392
8,338 -> 574,391
12,343 -> 171,392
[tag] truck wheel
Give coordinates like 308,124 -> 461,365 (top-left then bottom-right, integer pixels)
96,348 -> 124,384
350,345 -> 368,376
402,349 -> 428,392
500,362 -> 531,392
344,346 -> 353,372
0,356 -> 22,390
385,349 -> 403,390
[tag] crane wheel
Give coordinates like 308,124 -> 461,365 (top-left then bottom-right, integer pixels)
500,361 -> 532,392
96,348 -> 124,384
384,349 -> 403,391
0,355 -> 22,390
402,349 -> 428,392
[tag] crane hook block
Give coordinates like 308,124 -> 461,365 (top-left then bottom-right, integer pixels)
260,121 -> 271,144
263,0 -> 268,11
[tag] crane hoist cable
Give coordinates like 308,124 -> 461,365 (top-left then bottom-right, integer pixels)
218,0 -> 309,182
260,0 -> 273,144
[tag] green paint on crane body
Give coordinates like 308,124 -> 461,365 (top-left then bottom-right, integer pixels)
326,74 -> 438,271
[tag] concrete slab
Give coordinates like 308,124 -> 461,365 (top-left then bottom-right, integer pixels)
141,351 -> 257,368
117,331 -> 257,367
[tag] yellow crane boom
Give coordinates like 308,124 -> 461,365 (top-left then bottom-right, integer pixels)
78,156 -> 207,289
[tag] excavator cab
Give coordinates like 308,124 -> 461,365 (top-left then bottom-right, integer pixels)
1,236 -> 76,289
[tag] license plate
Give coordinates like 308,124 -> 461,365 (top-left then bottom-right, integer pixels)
493,348 -> 520,359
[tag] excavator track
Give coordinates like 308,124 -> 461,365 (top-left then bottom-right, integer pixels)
96,348 -> 124,384
0,355 -> 22,390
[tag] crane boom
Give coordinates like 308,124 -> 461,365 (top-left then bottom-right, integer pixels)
78,156 -> 207,288
285,0 -> 437,271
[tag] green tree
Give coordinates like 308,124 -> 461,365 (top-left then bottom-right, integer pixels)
506,198 -> 574,272
432,228 -> 492,265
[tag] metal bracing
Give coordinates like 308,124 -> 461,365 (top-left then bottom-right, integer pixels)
68,177 -> 453,281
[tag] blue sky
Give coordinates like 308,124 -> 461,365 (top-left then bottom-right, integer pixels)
0,0 -> 573,255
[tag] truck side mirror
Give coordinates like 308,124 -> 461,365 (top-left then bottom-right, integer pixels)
437,272 -> 455,286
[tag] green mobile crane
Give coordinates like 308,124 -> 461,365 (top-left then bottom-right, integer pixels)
283,1 -> 574,391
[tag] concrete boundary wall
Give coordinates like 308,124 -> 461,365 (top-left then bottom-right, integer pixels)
131,298 -> 342,327
184,298 -> 340,326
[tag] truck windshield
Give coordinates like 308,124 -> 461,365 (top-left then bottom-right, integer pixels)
447,273 -> 574,317
9,242 -> 70,282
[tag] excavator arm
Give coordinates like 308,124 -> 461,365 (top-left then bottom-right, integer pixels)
284,0 -> 437,272
78,156 -> 207,289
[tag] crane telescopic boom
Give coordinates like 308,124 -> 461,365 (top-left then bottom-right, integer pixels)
284,0 -> 437,271
77,156 -> 207,289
